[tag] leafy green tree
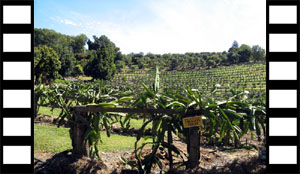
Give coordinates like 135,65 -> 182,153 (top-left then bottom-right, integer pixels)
188,57 -> 194,68
198,58 -> 206,68
116,60 -> 126,72
219,52 -> 227,64
252,45 -> 265,62
84,36 -> 118,80
238,44 -> 253,63
75,52 -> 85,61
130,52 -> 144,65
34,28 -> 78,77
227,52 -> 240,64
35,28 -> 266,73
34,45 -> 61,84
207,59 -> 216,68
226,41 -> 241,64
228,40 -> 239,52
87,35 -> 120,55
58,46 -> 76,77
137,58 -> 146,69
144,57 -> 151,67
171,59 -> 179,70
123,55 -> 132,66
71,34 -> 88,53
73,64 -> 84,76
209,55 -> 222,66
114,52 -> 124,62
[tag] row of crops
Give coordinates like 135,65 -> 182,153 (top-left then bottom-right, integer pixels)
35,63 -> 266,172
113,63 -> 266,100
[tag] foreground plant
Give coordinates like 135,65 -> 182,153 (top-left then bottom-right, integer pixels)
35,79 -> 265,170
129,83 -> 266,173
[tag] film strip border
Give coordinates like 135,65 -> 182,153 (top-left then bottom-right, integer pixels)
267,0 -> 300,173
0,0 -> 34,173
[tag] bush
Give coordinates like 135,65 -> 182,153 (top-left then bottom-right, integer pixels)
34,45 -> 61,84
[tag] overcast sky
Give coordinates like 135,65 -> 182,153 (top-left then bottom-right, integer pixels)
35,0 -> 266,54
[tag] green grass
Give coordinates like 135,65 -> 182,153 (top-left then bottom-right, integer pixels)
78,75 -> 93,81
125,118 -> 152,129
38,106 -> 151,129
38,106 -> 61,117
34,124 -> 71,152
35,124 -> 150,153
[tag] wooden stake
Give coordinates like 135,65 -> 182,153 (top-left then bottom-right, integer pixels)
187,126 -> 200,169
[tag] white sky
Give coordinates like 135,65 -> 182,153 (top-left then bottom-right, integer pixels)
37,0 -> 266,54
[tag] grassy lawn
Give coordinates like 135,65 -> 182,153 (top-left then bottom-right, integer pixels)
38,106 -> 152,129
38,106 -> 62,116
34,124 -> 150,153
127,118 -> 152,129
34,124 -> 71,152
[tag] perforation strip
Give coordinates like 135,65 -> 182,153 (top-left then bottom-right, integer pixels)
0,0 -> 34,173
267,0 -> 300,173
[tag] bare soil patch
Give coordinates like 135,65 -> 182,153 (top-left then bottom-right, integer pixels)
35,150 -> 107,174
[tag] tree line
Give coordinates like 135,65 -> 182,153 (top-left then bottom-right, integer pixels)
34,28 -> 265,83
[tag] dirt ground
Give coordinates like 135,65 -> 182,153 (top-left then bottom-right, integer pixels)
35,145 -> 265,174
34,115 -> 266,173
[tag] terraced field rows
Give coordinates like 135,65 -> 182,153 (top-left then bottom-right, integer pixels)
114,63 -> 266,98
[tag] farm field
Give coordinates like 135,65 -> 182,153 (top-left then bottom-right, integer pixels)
32,0 -> 270,172
113,63 -> 266,99
34,63 -> 266,174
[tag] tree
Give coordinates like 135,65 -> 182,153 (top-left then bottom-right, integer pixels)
84,35 -> 118,80
73,64 -> 84,77
171,59 -> 179,70
198,58 -> 206,68
228,40 -> 239,52
72,34 -> 88,53
227,41 -> 241,64
188,56 -> 195,69
209,54 -> 222,66
87,35 -> 120,56
207,59 -> 216,68
34,28 -> 79,77
252,45 -> 265,62
136,57 -> 146,69
114,52 -> 124,62
116,60 -> 126,72
227,52 -> 240,64
58,46 -> 76,77
238,44 -> 253,63
34,45 -> 61,84
131,52 -> 144,65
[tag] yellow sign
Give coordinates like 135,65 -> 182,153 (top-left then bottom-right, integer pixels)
183,116 -> 203,128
